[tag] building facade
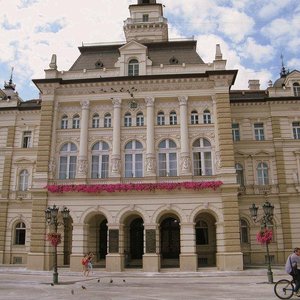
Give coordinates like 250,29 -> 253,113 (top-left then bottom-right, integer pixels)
0,0 -> 300,272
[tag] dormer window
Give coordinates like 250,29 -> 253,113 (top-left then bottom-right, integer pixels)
293,83 -> 300,96
95,60 -> 104,69
169,56 -> 179,65
128,59 -> 139,76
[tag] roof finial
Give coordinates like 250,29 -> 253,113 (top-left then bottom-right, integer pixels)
4,66 -> 16,90
280,53 -> 287,77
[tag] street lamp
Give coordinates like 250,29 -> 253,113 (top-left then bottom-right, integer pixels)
249,200 -> 274,284
45,205 -> 70,284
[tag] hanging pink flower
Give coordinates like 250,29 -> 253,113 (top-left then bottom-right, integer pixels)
46,232 -> 61,247
45,181 -> 223,194
256,228 -> 273,245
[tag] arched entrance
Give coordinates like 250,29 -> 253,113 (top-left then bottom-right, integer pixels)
85,214 -> 108,268
160,216 -> 180,268
63,217 -> 73,265
124,215 -> 144,268
195,212 -> 216,267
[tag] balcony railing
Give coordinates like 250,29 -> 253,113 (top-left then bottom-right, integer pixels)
124,17 -> 167,26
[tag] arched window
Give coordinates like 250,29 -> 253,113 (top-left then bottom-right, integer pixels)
158,139 -> 177,177
72,114 -> 80,129
92,113 -> 100,128
192,138 -> 212,176
61,115 -> 68,129
136,112 -> 144,126
15,222 -> 26,245
104,113 -> 112,128
196,220 -> 209,245
169,111 -> 177,125
19,169 -> 29,191
257,162 -> 269,185
240,219 -> 249,243
203,109 -> 211,124
59,142 -> 77,179
191,110 -> 199,125
293,82 -> 300,96
157,111 -> 165,125
91,141 -> 109,178
125,140 -> 143,177
124,112 -> 132,127
128,59 -> 139,76
235,163 -> 244,186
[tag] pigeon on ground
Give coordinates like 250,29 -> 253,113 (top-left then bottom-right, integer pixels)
123,279 -> 126,283
50,283 -> 54,286
71,289 -> 74,295
81,285 -> 86,290
110,279 -> 113,283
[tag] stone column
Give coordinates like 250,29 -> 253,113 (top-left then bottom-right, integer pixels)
178,96 -> 191,175
106,224 -> 123,272
111,98 -> 122,178
179,222 -> 197,271
143,225 -> 160,272
145,96 -> 156,177
77,100 -> 89,179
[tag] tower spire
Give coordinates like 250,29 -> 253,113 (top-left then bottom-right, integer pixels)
280,53 -> 287,78
4,67 -> 16,90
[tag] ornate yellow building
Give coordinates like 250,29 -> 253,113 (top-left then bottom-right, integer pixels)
0,0 -> 299,273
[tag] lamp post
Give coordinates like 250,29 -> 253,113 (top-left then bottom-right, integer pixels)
249,200 -> 274,284
45,205 -> 70,284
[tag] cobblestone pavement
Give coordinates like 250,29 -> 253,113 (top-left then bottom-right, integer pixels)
0,267 -> 292,300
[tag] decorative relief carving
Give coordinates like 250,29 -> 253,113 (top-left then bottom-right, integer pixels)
80,100 -> 90,110
48,159 -> 56,175
145,96 -> 155,106
146,157 -> 156,172
77,158 -> 88,175
112,98 -> 122,108
111,157 -> 121,173
215,151 -> 221,171
180,155 -> 191,172
178,96 -> 188,105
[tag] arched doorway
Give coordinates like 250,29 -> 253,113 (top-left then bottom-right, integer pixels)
160,216 -> 180,268
195,212 -> 216,267
124,216 -> 144,268
63,217 -> 73,265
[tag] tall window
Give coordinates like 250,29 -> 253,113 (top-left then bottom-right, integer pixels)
157,111 -> 165,125
92,113 -> 100,128
104,113 -> 112,128
59,142 -> 77,179
292,121 -> 300,139
203,109 -> 211,124
254,123 -> 265,141
235,163 -> 244,186
22,131 -> 32,148
61,115 -> 68,129
125,140 -> 143,177
124,112 -> 132,127
240,219 -> 249,243
257,162 -> 269,185
19,169 -> 29,191
91,141 -> 109,178
169,111 -> 177,125
158,139 -> 177,177
128,59 -> 139,76
293,83 -> 300,96
72,114 -> 80,129
136,112 -> 144,126
192,138 -> 212,176
15,222 -> 26,245
191,110 -> 199,125
232,123 -> 240,141
196,220 -> 209,245
142,14 -> 149,22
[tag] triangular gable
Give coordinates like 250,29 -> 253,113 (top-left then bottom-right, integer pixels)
119,40 -> 147,53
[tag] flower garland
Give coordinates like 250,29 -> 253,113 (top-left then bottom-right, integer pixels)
45,181 -> 223,194
46,232 -> 61,247
256,228 -> 273,245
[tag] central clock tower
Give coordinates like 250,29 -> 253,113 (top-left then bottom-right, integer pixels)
123,0 -> 168,42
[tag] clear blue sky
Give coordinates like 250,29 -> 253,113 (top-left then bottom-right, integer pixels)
1,0 -> 299,100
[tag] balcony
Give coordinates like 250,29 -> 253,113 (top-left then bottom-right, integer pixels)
124,17 -> 167,26
238,184 -> 279,195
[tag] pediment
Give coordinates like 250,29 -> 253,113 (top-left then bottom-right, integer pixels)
14,157 -> 35,165
119,40 -> 147,53
285,70 -> 300,86
252,150 -> 272,157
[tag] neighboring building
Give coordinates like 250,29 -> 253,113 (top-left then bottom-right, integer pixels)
0,0 -> 300,272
